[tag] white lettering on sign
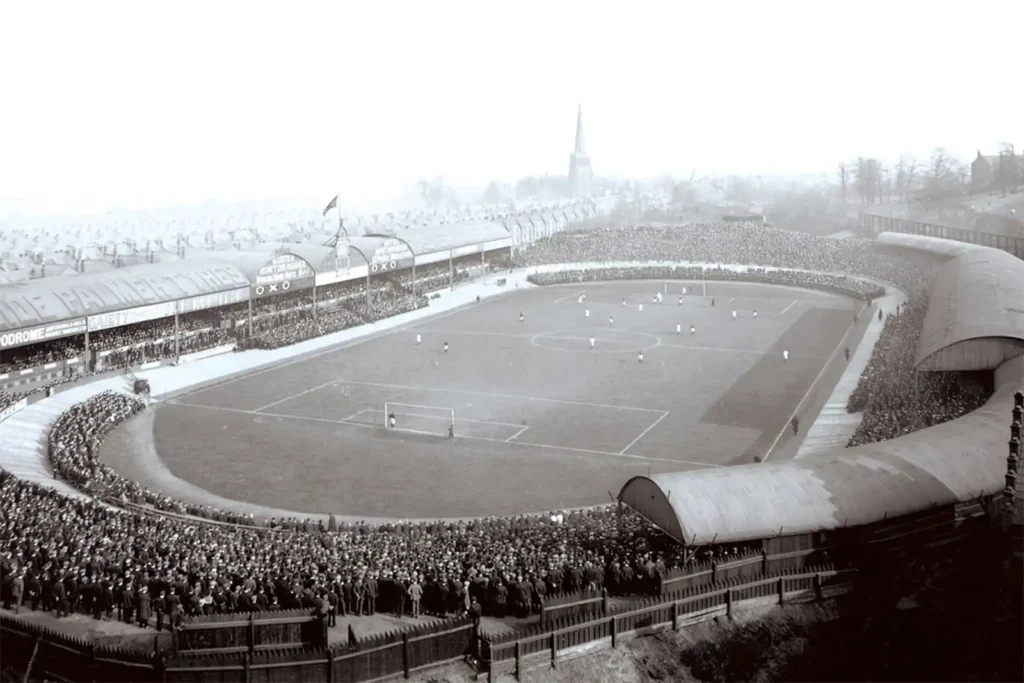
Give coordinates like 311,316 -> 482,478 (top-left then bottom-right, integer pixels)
254,281 -> 293,296
178,288 -> 249,314
371,239 -> 414,266
0,318 -> 87,349
255,254 -> 314,286
370,261 -> 400,273
87,301 -> 177,332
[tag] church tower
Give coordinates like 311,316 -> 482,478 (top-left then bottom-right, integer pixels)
568,104 -> 593,197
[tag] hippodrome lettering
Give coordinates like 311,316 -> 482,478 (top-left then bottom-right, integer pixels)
0,319 -> 87,349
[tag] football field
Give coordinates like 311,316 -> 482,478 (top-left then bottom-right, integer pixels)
103,279 -> 864,520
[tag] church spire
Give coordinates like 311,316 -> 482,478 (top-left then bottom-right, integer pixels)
568,104 -> 593,198
574,103 -> 587,156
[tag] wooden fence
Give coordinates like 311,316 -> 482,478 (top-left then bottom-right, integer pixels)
539,546 -> 829,623
0,613 -> 477,683
172,609 -> 328,654
483,565 -> 857,682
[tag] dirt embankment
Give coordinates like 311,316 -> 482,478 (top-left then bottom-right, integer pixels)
415,536 -> 1023,683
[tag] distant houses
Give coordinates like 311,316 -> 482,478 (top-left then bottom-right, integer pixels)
971,149 -> 1024,194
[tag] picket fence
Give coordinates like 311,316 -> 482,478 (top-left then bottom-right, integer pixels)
0,612 -> 477,683
1,564 -> 855,683
539,545 -> 827,623
483,564 -> 858,682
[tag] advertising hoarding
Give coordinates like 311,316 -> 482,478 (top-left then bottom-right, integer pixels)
0,318 -> 87,350
255,254 -> 315,287
177,287 -> 250,314
87,301 -> 177,332
251,276 -> 315,299
369,238 -> 415,274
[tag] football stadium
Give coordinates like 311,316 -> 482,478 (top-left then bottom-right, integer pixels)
1,214 -> 1022,682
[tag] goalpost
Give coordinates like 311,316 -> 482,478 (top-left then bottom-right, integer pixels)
662,271 -> 707,297
383,402 -> 456,436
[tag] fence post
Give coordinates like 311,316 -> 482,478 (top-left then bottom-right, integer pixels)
671,602 -> 678,631
711,562 -> 717,584
243,653 -> 252,683
761,552 -> 768,574
156,652 -> 167,683
601,588 -> 608,616
550,632 -> 557,669
248,613 -> 255,654
725,588 -> 732,618
611,616 -> 617,649
514,641 -> 521,681
402,632 -> 410,679
778,577 -> 785,605
327,650 -> 334,683
813,573 -> 822,601
88,642 -> 97,682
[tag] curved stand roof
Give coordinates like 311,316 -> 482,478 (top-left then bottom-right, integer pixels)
914,248 -> 1024,371
619,359 -> 1023,547
0,258 -> 251,332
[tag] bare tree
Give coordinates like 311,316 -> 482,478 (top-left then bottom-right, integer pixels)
480,181 -> 503,205
895,154 -> 920,206
854,157 -> 881,204
838,162 -> 848,201
924,148 -> 959,200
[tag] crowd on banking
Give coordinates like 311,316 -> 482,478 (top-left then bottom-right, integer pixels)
513,223 -> 991,446
0,222 -> 993,625
0,392 -> 757,624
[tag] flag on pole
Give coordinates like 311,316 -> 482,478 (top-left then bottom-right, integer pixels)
322,195 -> 339,216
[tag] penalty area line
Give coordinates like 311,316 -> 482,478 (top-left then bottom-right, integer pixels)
619,411 -> 670,455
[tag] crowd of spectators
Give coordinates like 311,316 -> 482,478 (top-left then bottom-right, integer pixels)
846,298 -> 992,446
1,391 -> 768,625
0,337 -> 83,374
528,265 -> 886,301
0,221 -> 1000,630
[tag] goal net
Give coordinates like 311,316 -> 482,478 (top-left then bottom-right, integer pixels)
383,402 -> 456,437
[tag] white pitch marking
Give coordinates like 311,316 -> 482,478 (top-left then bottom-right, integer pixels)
780,301 -> 797,315
339,408 -> 373,423
167,401 -> 716,466
506,425 -> 530,442
761,300 -> 868,462
253,379 -> 338,413
404,411 -> 523,428
328,378 -> 667,413
176,296 -> 500,400
728,297 -> 735,303
619,411 -> 670,455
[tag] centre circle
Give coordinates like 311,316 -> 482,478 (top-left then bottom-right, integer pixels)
530,329 -> 662,354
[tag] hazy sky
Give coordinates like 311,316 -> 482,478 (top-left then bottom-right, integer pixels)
1,0 -> 1020,216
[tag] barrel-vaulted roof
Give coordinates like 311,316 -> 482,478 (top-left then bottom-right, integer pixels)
914,248 -> 1024,371
283,244 -> 337,273
0,258 -> 250,333
205,251 -> 277,282
619,359 -> 1023,547
368,220 -> 510,256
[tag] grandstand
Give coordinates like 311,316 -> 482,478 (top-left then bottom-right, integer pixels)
1,217 -> 1022,683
